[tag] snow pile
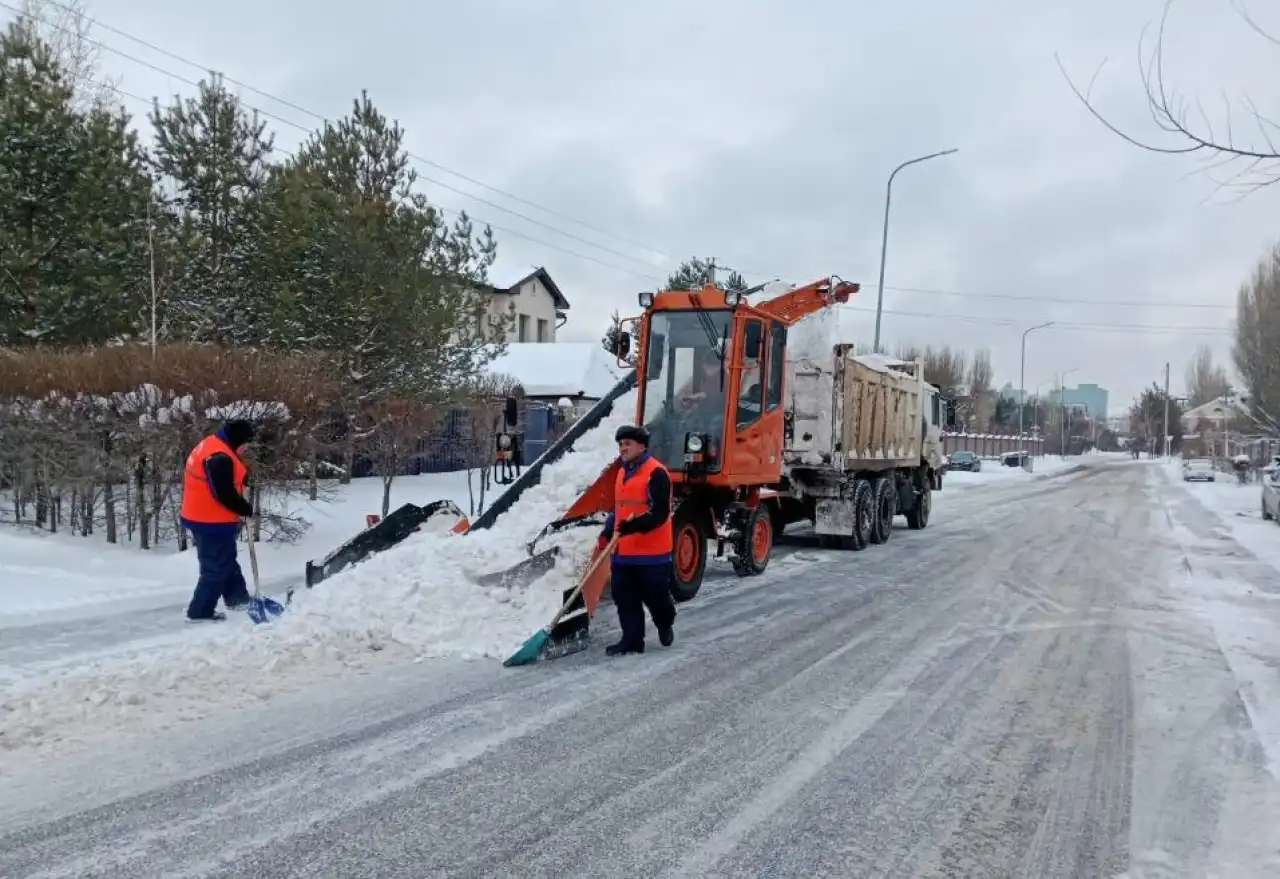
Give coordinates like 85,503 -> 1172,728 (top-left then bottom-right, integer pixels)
0,391 -> 640,760
788,307 -> 840,363
785,311 -> 840,465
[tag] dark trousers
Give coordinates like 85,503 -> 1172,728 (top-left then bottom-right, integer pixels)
611,563 -> 676,647
187,527 -> 251,618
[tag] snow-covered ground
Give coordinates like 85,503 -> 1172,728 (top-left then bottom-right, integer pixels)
0,411 -> 1111,769
939,450 -> 1112,491
0,394 -> 646,764
1148,458 -> 1280,793
0,470 -> 482,628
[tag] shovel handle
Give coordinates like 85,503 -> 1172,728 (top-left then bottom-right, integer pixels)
244,517 -> 262,596
547,533 -> 619,630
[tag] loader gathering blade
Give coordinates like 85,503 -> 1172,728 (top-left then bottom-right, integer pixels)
473,546 -> 561,590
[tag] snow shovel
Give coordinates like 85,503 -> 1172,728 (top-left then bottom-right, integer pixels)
503,533 -> 618,667
244,520 -> 285,625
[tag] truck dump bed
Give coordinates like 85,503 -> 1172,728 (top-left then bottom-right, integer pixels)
786,348 -> 927,471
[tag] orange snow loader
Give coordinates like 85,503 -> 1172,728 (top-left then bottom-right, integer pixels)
496,275 -> 863,659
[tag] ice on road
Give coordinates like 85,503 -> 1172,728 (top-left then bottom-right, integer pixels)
3,459 -> 1280,878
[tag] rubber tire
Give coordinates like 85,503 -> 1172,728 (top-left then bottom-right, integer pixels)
869,477 -> 896,545
851,479 -> 873,551
906,482 -> 931,530
670,503 -> 707,603
732,505 -> 772,576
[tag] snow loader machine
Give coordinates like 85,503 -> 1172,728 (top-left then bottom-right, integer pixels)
499,275 -> 946,653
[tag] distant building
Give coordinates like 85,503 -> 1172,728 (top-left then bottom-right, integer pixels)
480,266 -> 569,343
1049,383 -> 1109,419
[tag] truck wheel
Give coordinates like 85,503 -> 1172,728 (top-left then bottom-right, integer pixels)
906,482 -> 931,530
851,479 -> 873,550
732,505 -> 772,576
869,478 -> 896,545
670,503 -> 707,602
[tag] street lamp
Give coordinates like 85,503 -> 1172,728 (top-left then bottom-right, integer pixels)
872,148 -> 959,353
1018,321 -> 1053,440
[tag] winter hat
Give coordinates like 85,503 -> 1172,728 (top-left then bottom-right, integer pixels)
220,419 -> 256,449
615,424 -> 650,446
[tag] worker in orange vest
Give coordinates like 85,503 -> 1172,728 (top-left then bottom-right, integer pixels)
180,420 -> 256,622
596,424 -> 677,655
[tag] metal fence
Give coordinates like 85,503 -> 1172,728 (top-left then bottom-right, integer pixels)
942,433 -> 1046,458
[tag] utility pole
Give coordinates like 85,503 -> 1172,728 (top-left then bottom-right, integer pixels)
147,197 -> 157,361
706,256 -> 717,286
1162,362 -> 1171,459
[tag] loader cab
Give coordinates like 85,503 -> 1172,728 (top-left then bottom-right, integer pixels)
635,293 -> 788,484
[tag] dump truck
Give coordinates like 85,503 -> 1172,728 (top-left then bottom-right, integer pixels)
774,345 -> 945,550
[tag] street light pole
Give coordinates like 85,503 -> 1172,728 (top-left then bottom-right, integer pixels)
872,148 -> 959,353
1019,321 -> 1053,441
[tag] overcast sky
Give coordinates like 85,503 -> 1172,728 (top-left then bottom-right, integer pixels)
38,0 -> 1280,415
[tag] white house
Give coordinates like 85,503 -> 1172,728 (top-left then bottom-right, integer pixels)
483,267 -> 569,343
1181,394 -> 1251,435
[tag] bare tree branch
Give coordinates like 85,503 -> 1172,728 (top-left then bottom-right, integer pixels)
1056,0 -> 1280,191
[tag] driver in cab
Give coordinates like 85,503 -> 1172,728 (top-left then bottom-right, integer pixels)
678,353 -> 724,407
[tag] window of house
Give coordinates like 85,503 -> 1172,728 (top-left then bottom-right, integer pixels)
537,318 -> 548,342
518,314 -> 530,342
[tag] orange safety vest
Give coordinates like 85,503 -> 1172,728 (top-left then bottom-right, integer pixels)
180,434 -> 248,525
612,454 -> 674,561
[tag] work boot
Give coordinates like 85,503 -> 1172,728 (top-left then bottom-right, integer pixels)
658,625 -> 674,647
606,641 -> 644,656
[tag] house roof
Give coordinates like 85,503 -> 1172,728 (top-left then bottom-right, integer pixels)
486,266 -> 570,311
485,342 -> 625,398
1183,396 -> 1251,423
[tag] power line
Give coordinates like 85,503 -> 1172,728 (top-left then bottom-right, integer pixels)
838,305 -> 1231,336
1,0 -> 669,272
9,5 -> 1245,330
29,0 -> 671,261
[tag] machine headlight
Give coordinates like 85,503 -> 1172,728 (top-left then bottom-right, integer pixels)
498,433 -> 512,450
685,434 -> 704,453
638,290 -> 655,308
724,289 -> 741,307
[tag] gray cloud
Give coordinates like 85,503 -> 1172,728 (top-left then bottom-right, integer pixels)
72,0 -> 1280,413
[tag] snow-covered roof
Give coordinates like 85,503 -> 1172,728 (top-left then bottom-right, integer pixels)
486,343 -> 626,398
1183,396 -> 1250,424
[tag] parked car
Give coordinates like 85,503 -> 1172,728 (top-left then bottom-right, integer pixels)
1182,458 -> 1216,482
949,450 -> 981,472
1263,469 -> 1280,522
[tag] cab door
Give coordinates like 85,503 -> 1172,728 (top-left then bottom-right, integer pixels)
724,317 -> 786,483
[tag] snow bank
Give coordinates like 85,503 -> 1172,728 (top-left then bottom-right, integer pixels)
0,392 -> 640,761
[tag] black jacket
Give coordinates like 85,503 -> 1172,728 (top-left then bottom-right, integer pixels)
203,451 -> 254,518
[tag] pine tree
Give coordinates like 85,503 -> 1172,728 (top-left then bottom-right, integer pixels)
0,24 -> 151,345
665,257 -> 749,295
267,90 -> 499,404
148,75 -> 274,346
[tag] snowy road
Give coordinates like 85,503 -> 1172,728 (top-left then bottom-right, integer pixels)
4,458 -> 1280,878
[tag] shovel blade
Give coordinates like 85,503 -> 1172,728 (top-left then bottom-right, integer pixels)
247,595 -> 286,625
